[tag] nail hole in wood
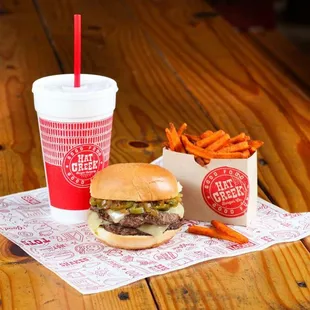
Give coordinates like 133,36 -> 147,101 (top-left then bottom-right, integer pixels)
6,65 -> 15,70
118,291 -> 129,300
0,9 -> 11,15
88,25 -> 101,31
0,145 -> 4,151
182,288 -> 188,295
258,159 -> 268,166
128,141 -> 149,148
193,11 -> 218,19
297,281 -> 307,288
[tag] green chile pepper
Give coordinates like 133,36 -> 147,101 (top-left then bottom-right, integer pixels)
143,204 -> 158,216
156,204 -> 170,211
150,209 -> 159,216
129,206 -> 144,214
110,202 -> 135,210
91,193 -> 182,213
90,197 -> 97,206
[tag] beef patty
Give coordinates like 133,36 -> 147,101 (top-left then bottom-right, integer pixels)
91,206 -> 181,227
102,220 -> 184,236
91,205 -> 184,236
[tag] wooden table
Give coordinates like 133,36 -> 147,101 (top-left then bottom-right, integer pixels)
0,0 -> 309,309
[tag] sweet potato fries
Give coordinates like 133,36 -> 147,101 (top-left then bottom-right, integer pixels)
164,123 -> 264,166
188,220 -> 249,244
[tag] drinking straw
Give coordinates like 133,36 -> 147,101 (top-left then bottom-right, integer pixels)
74,14 -> 81,87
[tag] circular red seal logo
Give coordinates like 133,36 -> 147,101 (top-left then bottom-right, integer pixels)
62,144 -> 104,188
201,167 -> 249,218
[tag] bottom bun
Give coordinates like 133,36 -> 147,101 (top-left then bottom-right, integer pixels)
90,226 -> 181,250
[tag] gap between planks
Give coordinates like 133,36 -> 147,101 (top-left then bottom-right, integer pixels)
32,0 -> 65,73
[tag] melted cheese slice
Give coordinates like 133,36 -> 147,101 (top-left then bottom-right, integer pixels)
137,224 -> 169,237
106,203 -> 183,224
165,203 -> 184,217
137,204 -> 184,237
93,202 -> 184,239
107,209 -> 126,223
88,211 -> 110,233
88,211 -> 102,232
177,182 -> 183,193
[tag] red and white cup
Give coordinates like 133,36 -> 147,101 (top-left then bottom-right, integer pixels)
32,74 -> 118,224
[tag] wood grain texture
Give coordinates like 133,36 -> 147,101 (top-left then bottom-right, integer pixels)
0,0 -> 58,196
148,242 -> 310,310
246,30 -> 310,94
0,237 -> 33,264
126,0 -> 310,213
0,261 -> 156,310
244,30 -> 310,251
303,238 -> 310,252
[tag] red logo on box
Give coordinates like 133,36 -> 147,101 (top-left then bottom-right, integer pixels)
201,167 -> 249,218
62,144 -> 104,188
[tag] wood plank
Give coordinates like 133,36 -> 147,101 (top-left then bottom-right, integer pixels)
0,0 -> 57,196
148,242 -> 310,309
244,31 -> 310,251
303,239 -> 310,252
245,30 -> 310,94
0,238 -> 34,264
0,261 -> 156,310
218,7 -> 310,253
0,1 -> 157,308
126,0 -> 310,214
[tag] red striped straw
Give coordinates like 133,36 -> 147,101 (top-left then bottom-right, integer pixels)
74,14 -> 81,87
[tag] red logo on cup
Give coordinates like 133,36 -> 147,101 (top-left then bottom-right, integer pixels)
62,144 -> 104,188
201,167 -> 249,218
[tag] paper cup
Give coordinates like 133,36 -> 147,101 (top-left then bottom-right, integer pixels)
32,74 -> 118,224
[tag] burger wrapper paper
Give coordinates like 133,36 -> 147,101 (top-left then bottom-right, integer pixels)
0,158 -> 308,294
162,148 -> 257,226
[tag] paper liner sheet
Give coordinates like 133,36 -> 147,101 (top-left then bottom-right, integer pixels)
0,157 -> 308,294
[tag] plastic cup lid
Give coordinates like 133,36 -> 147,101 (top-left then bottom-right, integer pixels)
32,74 -> 118,100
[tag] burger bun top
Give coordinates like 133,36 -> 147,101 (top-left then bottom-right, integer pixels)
90,163 -> 179,201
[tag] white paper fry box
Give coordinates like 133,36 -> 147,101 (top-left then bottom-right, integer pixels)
163,149 -> 257,226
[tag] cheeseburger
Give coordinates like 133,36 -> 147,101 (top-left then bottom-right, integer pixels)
88,163 -> 184,250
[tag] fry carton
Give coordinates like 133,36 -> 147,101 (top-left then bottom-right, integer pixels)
162,148 -> 257,226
